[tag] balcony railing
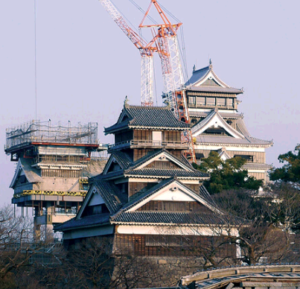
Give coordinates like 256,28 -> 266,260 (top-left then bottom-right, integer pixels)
109,140 -> 189,150
188,103 -> 235,109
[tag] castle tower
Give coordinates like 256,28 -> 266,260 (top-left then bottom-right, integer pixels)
5,120 -> 107,239
185,61 -> 273,183
56,103 -> 240,263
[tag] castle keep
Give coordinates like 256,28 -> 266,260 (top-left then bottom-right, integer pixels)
185,61 -> 273,182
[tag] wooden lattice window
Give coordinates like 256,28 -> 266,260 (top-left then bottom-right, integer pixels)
217,98 -> 226,106
206,97 -> 216,106
196,97 -> 205,105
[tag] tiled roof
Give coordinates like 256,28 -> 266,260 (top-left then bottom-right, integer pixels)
189,111 -> 242,120
236,118 -> 250,137
186,66 -> 210,86
55,213 -> 110,231
121,178 -> 176,211
195,135 -> 273,146
187,86 -> 242,94
105,105 -> 189,133
199,185 -> 218,207
111,211 -> 231,225
129,149 -> 194,171
98,170 -> 124,180
112,151 -> 132,170
94,180 -> 123,213
185,64 -> 243,95
191,110 -> 273,147
124,169 -> 208,179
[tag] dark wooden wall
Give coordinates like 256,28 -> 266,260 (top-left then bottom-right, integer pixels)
128,182 -> 157,198
115,130 -> 133,144
115,233 -> 237,258
145,160 -> 181,170
137,201 -> 211,213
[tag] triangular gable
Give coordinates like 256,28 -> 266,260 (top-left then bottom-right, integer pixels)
103,155 -> 124,175
133,151 -> 193,172
77,185 -> 100,219
10,158 -> 42,188
201,78 -> 221,87
116,107 -> 132,124
77,181 -> 120,219
192,65 -> 230,88
126,180 -> 221,215
192,110 -> 245,139
218,150 -> 231,161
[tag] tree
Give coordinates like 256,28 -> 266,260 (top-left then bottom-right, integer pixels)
193,151 -> 263,193
270,145 -> 300,183
0,205 -> 35,288
36,237 -> 161,289
210,187 -> 299,265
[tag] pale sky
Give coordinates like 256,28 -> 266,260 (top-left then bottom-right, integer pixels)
0,0 -> 299,206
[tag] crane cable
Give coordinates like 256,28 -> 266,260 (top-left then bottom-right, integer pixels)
128,0 -> 158,25
34,0 -> 38,121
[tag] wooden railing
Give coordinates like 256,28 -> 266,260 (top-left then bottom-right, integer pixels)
109,140 -> 189,149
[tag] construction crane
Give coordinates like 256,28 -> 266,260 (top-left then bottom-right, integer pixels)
139,1 -> 195,162
99,0 -> 156,106
99,0 -> 195,162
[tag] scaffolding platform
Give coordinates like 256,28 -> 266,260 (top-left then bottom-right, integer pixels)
5,120 -> 101,154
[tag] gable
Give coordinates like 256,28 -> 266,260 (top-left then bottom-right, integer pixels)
144,160 -> 184,170
192,111 -> 244,139
152,189 -> 195,201
126,180 -> 220,215
194,70 -> 229,88
137,200 -> 213,214
77,184 -> 112,218
103,156 -> 124,175
117,109 -> 131,124
201,78 -> 220,87
10,160 -> 28,188
134,151 -> 192,172
89,193 -> 105,206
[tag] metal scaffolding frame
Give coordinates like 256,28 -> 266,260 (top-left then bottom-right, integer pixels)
5,120 -> 99,150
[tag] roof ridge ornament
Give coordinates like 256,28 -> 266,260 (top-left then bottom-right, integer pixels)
124,96 -> 129,108
209,58 -> 213,69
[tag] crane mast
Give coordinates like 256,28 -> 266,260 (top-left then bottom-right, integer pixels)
99,0 -> 155,106
139,0 -> 195,162
99,0 -> 195,162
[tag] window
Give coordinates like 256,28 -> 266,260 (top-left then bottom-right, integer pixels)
227,98 -> 234,107
196,97 -> 205,106
152,131 -> 162,144
206,97 -> 216,106
234,155 -> 254,162
195,153 -> 204,160
217,98 -> 226,106
189,96 -> 195,106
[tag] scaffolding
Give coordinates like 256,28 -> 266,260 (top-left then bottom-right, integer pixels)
5,120 -> 99,150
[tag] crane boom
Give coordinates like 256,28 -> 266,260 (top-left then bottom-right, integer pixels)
99,0 -> 154,106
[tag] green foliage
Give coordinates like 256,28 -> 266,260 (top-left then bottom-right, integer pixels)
270,145 -> 300,183
193,151 -> 263,193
